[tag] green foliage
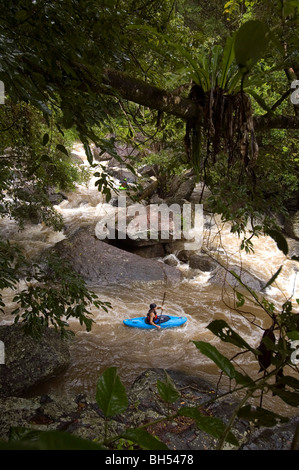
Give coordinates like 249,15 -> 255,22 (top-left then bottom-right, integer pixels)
0,242 -> 111,337
96,367 -> 128,418
178,407 -> 239,446
234,20 -> 269,75
0,101 -> 85,229
157,371 -> 181,404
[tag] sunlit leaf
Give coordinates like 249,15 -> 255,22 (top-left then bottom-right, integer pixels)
192,341 -> 236,379
157,371 -> 180,403
96,367 -> 128,417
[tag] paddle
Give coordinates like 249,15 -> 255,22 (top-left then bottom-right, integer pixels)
158,292 -> 166,324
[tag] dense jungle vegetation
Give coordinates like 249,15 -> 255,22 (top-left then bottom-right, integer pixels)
0,0 -> 298,450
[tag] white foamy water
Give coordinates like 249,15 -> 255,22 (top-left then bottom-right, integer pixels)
0,144 -> 298,417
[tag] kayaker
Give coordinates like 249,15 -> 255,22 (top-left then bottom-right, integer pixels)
145,303 -> 163,329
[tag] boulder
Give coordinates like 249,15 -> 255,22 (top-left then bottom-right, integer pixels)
0,324 -> 70,398
112,202 -> 187,249
188,254 -> 218,271
52,226 -> 181,285
284,211 -> 299,240
168,169 -> 196,202
209,264 -> 264,292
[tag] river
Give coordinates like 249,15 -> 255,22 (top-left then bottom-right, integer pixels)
0,143 -> 298,417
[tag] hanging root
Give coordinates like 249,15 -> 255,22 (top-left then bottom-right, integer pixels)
185,86 -> 259,178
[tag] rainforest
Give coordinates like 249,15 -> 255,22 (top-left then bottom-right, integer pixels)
0,0 -> 298,453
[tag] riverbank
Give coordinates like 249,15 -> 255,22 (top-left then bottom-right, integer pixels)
0,368 -> 298,450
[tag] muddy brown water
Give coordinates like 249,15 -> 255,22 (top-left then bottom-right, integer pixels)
0,144 -> 298,417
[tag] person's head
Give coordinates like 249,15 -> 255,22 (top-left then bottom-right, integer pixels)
149,303 -> 157,312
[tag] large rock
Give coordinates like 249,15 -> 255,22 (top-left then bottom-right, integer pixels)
52,226 -> 182,285
284,211 -> 299,240
164,169 -> 196,202
209,264 -> 264,291
188,253 -> 218,271
0,368 -> 297,450
0,324 -> 70,398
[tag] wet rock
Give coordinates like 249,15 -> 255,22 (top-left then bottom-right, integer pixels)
112,203 -> 188,250
209,264 -> 264,292
130,244 -> 167,259
138,164 -> 156,178
177,250 -> 194,263
287,238 -> 299,259
0,368 -> 297,450
284,211 -> 299,240
52,226 -> 181,285
164,169 -> 196,202
107,167 -> 137,184
47,188 -> 68,206
188,254 -> 218,271
163,254 -> 180,267
0,324 -> 70,398
240,416 -> 299,450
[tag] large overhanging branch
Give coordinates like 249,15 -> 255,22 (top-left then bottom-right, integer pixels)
254,114 -> 299,131
100,69 -> 201,121
99,69 -> 299,131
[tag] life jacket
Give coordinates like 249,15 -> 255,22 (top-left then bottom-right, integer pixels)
146,310 -> 158,324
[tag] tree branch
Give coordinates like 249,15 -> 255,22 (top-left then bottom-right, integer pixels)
101,69 -> 201,121
254,114 -> 299,131
100,69 -> 299,131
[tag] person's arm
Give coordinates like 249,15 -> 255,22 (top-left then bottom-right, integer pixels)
149,312 -> 161,329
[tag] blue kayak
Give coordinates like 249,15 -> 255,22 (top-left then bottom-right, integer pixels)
123,314 -> 187,330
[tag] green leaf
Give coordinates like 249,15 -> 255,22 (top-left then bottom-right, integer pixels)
234,371 -> 255,387
276,375 -> 299,390
83,142 -> 94,165
236,290 -> 245,307
42,133 -> 49,146
157,371 -> 181,404
268,388 -> 299,407
121,428 -> 169,450
265,229 -> 288,256
262,265 -> 283,290
237,405 -> 289,427
210,45 -> 222,88
179,407 -> 239,446
287,331 -> 299,340
96,367 -> 128,417
56,144 -> 69,157
219,35 -> 236,89
192,341 -> 236,379
235,20 -> 269,73
207,319 -> 257,353
246,88 -> 272,113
